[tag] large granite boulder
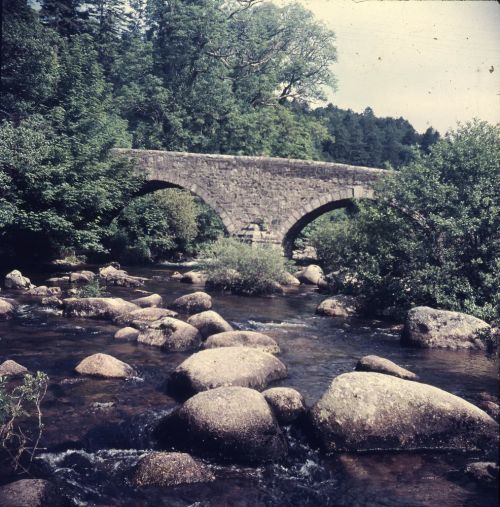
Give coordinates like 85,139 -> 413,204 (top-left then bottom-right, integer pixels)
137,317 -> 202,351
132,452 -> 215,487
262,387 -> 306,425
294,265 -> 324,285
402,306 -> 491,350
0,479 -> 67,507
155,387 -> 287,463
99,265 -> 146,287
310,372 -> 498,452
75,353 -> 135,378
204,330 -> 280,354
63,297 -> 139,320
0,360 -> 28,376
187,310 -> 233,339
170,291 -> 212,314
316,295 -> 359,318
4,270 -> 34,290
130,293 -> 162,308
168,346 -> 287,398
355,355 -> 418,380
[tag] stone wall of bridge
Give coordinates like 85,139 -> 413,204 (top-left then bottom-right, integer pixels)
112,149 -> 387,254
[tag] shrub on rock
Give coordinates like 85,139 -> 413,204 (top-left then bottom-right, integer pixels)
310,372 -> 498,452
168,346 -> 287,398
132,452 -> 215,487
187,310 -> 233,339
402,306 -> 491,350
155,386 -> 287,463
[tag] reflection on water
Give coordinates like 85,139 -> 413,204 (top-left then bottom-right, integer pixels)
0,265 -> 498,506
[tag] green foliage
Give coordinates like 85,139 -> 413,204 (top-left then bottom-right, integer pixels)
0,372 -> 49,471
108,189 -> 225,263
76,278 -> 107,298
312,121 -> 500,321
200,238 -> 292,295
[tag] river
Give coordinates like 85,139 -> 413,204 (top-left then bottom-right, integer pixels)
0,265 -> 498,506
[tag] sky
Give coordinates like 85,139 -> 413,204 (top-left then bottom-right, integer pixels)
288,0 -> 500,133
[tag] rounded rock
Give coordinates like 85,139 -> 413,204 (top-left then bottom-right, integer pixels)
310,372 -> 498,452
137,317 -> 202,351
130,293 -> 163,308
75,353 -> 135,378
4,270 -> 33,290
116,307 -> 178,328
294,265 -> 324,285
168,346 -> 287,398
316,295 -> 359,317
187,310 -> 233,339
0,359 -> 28,376
63,297 -> 139,320
204,330 -> 280,354
262,387 -> 306,424
155,386 -> 287,463
132,452 -> 215,487
355,355 -> 418,380
170,291 -> 212,314
114,327 -> 140,341
0,479 -> 67,507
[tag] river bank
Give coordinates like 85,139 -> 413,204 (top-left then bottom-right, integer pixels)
0,264 -> 498,506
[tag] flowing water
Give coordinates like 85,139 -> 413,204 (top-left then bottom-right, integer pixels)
0,265 -> 498,507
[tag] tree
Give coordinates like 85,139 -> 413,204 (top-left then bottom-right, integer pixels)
312,121 -> 499,321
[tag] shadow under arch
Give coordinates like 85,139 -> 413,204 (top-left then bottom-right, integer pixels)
130,179 -> 233,236
281,198 -> 358,258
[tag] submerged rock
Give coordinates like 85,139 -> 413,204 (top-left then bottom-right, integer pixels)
168,346 -> 287,398
170,291 -> 212,314
187,310 -> 233,339
310,372 -> 498,452
138,317 -> 202,351
402,306 -> 491,350
0,359 -> 28,376
4,270 -> 34,290
204,330 -> 280,354
464,462 -> 499,485
0,479 -> 67,507
180,271 -> 207,284
155,386 -> 287,463
130,293 -> 162,308
355,355 -> 418,380
262,387 -> 306,424
132,452 -> 215,487
294,265 -> 324,285
46,276 -> 70,286
316,295 -> 359,317
63,297 -> 139,320
75,353 -> 135,378
114,326 -> 140,341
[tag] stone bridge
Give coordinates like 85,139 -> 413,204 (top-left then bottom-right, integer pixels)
113,149 -> 387,255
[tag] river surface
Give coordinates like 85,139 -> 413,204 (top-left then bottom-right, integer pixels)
0,265 -> 498,506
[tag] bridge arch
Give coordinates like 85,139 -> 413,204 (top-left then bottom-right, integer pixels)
136,176 -> 234,236
279,187 -> 375,257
